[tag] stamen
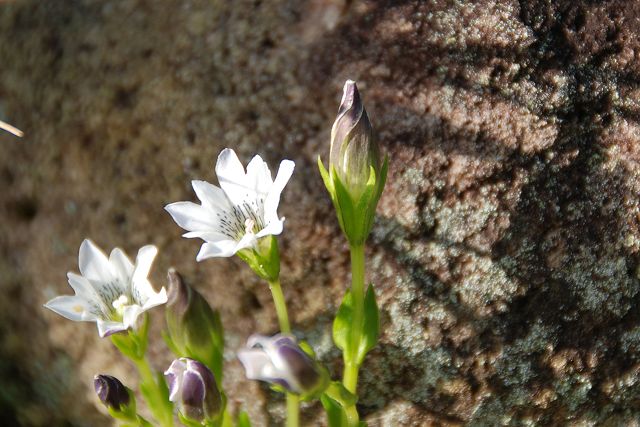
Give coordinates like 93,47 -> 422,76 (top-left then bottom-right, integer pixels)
112,294 -> 129,315
245,218 -> 256,235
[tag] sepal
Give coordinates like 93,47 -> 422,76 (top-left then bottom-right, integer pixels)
237,235 -> 280,282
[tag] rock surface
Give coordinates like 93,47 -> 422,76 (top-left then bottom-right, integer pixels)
1,0 -> 640,425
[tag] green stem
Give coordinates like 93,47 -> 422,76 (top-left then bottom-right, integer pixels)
133,357 -> 174,427
286,393 -> 300,427
268,279 -> 298,427
269,279 -> 291,334
344,244 -> 365,394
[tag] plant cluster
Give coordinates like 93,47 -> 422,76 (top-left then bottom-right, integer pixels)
44,80 -> 387,427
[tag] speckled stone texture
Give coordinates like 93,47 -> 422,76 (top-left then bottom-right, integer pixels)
1,0 -> 640,425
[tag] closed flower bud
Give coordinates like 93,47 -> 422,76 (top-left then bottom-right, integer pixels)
330,80 -> 380,200
319,80 -> 388,246
238,334 -> 329,399
165,269 -> 224,381
165,358 -> 223,423
94,374 -> 132,412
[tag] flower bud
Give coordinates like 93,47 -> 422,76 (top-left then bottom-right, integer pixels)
165,358 -> 223,423
238,334 -> 329,399
165,269 -> 224,381
319,80 -> 388,246
330,80 -> 380,200
94,374 -> 132,412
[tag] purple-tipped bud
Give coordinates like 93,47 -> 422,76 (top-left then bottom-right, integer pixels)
237,334 -> 329,398
94,375 -> 131,411
330,80 -> 380,200
165,358 -> 223,422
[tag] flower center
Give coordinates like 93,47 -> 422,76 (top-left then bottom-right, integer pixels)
112,294 -> 129,316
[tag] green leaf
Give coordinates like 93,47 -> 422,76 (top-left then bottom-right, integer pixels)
357,284 -> 379,365
236,411 -> 252,427
320,382 -> 359,427
321,394 -> 346,427
332,289 -> 354,358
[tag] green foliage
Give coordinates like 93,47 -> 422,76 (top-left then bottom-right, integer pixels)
320,382 -> 361,427
333,285 -> 380,366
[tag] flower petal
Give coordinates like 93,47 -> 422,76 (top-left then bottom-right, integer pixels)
44,295 -> 101,322
67,272 -> 100,299
183,230 -> 233,242
195,240 -> 238,260
246,155 -> 272,196
122,304 -> 144,329
237,347 -> 272,381
191,180 -> 231,211
255,217 -> 284,238
109,248 -> 134,287
263,160 -> 294,227
131,245 -> 159,305
78,239 -> 114,282
233,231 -> 258,253
165,202 -> 217,233
97,318 -> 128,337
215,148 -> 252,206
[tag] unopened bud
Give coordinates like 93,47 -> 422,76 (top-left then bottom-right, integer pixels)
94,374 -> 131,411
165,269 -> 224,380
165,358 -> 223,422
319,80 -> 388,246
238,334 -> 329,399
330,80 -> 380,200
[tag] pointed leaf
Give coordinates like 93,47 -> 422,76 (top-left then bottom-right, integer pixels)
332,289 -> 354,358
356,284 -> 379,365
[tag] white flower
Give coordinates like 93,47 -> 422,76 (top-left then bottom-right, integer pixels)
44,239 -> 167,337
165,148 -> 295,260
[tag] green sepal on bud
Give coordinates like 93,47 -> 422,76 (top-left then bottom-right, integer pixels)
319,80 -> 388,246
94,374 -> 152,426
333,284 -> 379,367
237,235 -> 280,282
165,269 -> 224,385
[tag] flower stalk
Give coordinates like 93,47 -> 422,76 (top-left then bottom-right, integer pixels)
343,244 -> 365,393
111,317 -> 174,427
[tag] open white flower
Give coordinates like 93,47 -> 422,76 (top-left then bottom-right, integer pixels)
44,239 -> 167,337
165,148 -> 295,261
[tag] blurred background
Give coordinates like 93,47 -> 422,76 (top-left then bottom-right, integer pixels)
2,0 -> 640,425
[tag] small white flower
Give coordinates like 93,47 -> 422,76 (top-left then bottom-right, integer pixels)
44,239 -> 167,337
165,148 -> 295,260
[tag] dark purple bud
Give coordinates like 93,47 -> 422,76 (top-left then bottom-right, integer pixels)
165,358 -> 222,422
94,374 -> 130,411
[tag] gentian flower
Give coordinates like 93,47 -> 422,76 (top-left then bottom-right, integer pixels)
238,334 -> 329,398
165,358 -> 223,423
165,148 -> 294,261
44,239 -> 167,337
